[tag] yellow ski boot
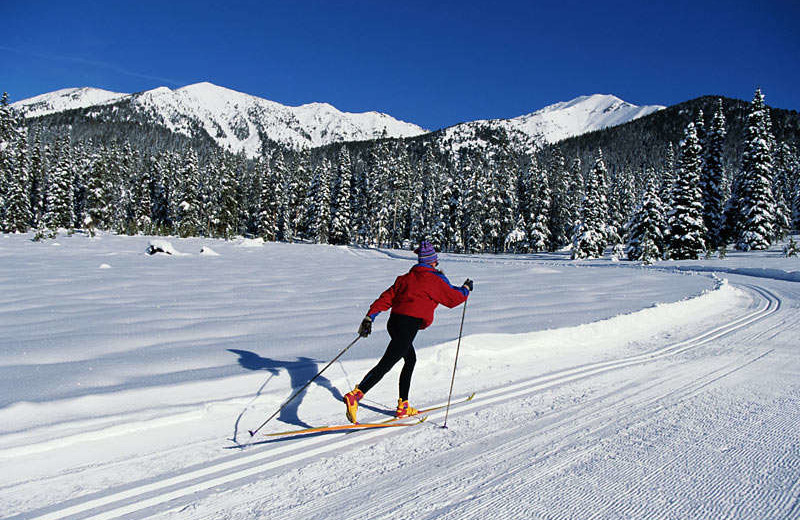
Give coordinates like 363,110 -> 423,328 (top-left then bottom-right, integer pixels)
343,387 -> 364,423
395,399 -> 419,418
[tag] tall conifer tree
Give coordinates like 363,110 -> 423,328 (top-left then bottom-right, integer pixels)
736,88 -> 776,250
572,150 -> 609,259
701,99 -> 727,248
668,122 -> 706,259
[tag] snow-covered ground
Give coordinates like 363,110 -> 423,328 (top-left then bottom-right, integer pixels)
0,233 -> 798,519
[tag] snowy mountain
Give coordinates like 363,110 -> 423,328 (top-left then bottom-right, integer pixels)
11,87 -> 130,117
13,85 -> 663,158
436,94 -> 664,154
12,82 -> 428,156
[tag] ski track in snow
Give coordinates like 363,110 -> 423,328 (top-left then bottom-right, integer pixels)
7,282 -> 791,520
1,235 -> 799,519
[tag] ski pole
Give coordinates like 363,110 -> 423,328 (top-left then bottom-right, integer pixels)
248,335 -> 361,437
443,297 -> 468,429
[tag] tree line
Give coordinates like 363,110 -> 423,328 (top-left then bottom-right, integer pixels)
1,89 -> 798,260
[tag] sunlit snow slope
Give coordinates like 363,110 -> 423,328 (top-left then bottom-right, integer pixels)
12,82 -> 427,155
2,234 -> 799,520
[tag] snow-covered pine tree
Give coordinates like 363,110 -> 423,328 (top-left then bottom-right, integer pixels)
70,141 -> 91,231
482,162 -> 505,253
771,142 -> 794,240
150,152 -> 174,234
113,144 -> 137,233
659,142 -> 677,213
668,122 -> 707,259
352,162 -> 371,246
290,150 -> 312,241
309,157 -> 332,244
84,146 -> 111,234
254,157 -> 277,241
0,93 -> 12,220
176,149 -> 203,237
369,142 -> 392,246
419,148 -> 439,241
0,102 -> 32,233
505,214 -> 528,253
44,137 -> 75,232
547,150 -> 571,251
526,163 -> 551,252
270,150 -> 290,241
694,110 -> 706,169
28,132 -> 46,228
432,162 -> 457,251
388,143 -> 412,247
499,155 -> 519,251
213,153 -> 240,239
572,150 -> 609,259
610,167 -> 636,246
130,155 -> 155,234
565,156 -> 584,240
3,128 -> 32,233
773,192 -> 791,241
774,143 -> 798,209
483,149 -> 517,252
330,147 -> 353,245
234,154 -> 252,235
701,99 -> 727,248
793,182 -> 800,232
736,88 -> 776,251
625,174 -> 666,263
461,152 -> 486,253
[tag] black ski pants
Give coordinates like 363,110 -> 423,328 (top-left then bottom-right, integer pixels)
358,313 -> 422,401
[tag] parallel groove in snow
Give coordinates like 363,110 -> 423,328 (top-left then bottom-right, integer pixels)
16,284 -> 781,520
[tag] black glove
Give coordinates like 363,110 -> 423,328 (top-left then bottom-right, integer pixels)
358,316 -> 373,337
462,278 -> 473,292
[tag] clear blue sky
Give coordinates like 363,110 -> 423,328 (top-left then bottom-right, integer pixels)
2,0 -> 799,130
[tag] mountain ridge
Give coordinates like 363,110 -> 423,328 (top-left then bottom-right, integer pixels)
11,83 -> 663,157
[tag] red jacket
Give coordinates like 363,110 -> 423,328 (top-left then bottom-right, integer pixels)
367,264 -> 469,329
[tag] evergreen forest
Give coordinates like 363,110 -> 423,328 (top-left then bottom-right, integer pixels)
1,89 -> 798,262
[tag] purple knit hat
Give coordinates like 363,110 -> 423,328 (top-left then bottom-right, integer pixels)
414,241 -> 438,265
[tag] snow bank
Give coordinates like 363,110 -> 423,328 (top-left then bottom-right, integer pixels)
435,280 -> 746,379
146,239 -> 179,255
200,246 -> 220,256
664,264 -> 800,283
237,237 -> 264,248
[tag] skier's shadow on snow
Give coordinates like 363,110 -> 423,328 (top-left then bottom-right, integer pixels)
228,349 -> 344,430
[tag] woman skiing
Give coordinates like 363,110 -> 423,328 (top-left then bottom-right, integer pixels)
344,241 -> 473,423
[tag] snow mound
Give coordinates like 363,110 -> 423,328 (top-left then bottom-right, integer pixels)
145,240 -> 179,256
237,238 -> 265,248
98,264 -> 112,269
200,246 -> 220,256
444,279 -> 744,376
665,264 -> 800,283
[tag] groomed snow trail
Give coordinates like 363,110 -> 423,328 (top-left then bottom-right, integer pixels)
2,235 -> 799,520
172,278 -> 798,520
12,280 -> 797,520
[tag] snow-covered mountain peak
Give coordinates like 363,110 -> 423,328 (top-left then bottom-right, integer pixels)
512,94 -> 663,141
12,87 -> 128,118
439,94 -> 664,154
12,82 -> 427,155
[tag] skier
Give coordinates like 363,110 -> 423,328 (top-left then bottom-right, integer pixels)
343,240 -> 473,423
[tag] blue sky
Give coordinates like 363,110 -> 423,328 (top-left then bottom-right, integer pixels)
2,0 -> 799,130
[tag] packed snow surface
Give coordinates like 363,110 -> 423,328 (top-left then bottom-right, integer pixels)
0,233 -> 798,519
